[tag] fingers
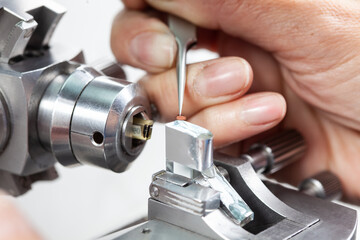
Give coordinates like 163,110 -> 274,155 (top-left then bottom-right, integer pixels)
217,33 -> 283,94
141,55 -> 285,147
111,8 -> 283,93
0,193 -> 42,240
143,0 -> 358,52
140,57 -> 253,121
111,10 -> 177,73
111,9 -> 222,73
189,92 -> 286,147
111,7 -> 283,93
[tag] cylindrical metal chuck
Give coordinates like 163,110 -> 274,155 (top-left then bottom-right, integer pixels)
37,64 -> 152,172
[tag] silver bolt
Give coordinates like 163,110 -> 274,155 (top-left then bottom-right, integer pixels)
150,186 -> 159,197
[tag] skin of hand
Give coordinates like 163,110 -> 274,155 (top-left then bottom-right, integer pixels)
112,0 -> 360,202
0,192 -> 42,240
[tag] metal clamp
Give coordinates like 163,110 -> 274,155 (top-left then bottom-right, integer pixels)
165,120 -> 254,226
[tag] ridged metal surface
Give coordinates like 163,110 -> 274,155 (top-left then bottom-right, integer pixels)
299,171 -> 342,201
248,130 -> 307,173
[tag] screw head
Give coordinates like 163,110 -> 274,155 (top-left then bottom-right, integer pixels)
150,186 -> 159,197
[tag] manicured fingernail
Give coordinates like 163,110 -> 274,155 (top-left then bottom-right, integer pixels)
130,32 -> 176,68
241,94 -> 285,125
194,59 -> 250,97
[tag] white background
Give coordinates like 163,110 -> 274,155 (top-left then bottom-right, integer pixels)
12,0 -> 360,239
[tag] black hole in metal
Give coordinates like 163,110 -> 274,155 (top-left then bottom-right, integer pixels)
92,131 -> 104,145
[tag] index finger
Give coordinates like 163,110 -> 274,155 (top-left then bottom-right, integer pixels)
111,10 -> 177,73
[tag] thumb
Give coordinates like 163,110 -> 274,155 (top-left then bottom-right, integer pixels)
0,192 -> 42,240
145,0 -> 360,52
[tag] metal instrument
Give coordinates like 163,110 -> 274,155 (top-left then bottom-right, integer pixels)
0,0 -> 153,196
165,120 -> 254,226
168,15 -> 197,116
107,124 -> 356,240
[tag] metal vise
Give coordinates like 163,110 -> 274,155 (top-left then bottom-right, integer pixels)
110,121 -> 357,240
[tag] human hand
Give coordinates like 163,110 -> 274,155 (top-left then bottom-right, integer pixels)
0,193 -> 41,240
111,0 -> 360,201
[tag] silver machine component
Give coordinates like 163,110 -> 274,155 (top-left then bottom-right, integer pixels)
247,129 -> 306,174
166,120 -> 213,173
110,126 -> 357,240
168,15 -> 197,116
0,0 -> 153,195
299,171 -> 342,201
165,120 -> 253,226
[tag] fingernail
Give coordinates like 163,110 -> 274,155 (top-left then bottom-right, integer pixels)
194,59 -> 250,97
241,94 -> 285,125
130,32 -> 176,68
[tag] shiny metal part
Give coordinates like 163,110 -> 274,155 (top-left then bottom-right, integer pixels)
38,65 -> 96,167
0,0 -> 75,176
154,170 -> 190,187
71,76 -> 151,172
200,166 -> 253,226
166,120 -> 213,172
168,15 -> 197,116
38,66 -> 152,172
299,171 -> 342,201
0,0 -> 66,62
127,153 -> 352,239
247,129 -> 306,174
151,171 -> 221,216
0,4 -> 37,62
111,185 -> 357,240
112,129 -> 356,240
0,0 -> 153,195
165,120 -> 253,226
214,153 -> 319,236
148,198 -> 254,240
217,166 -> 230,182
